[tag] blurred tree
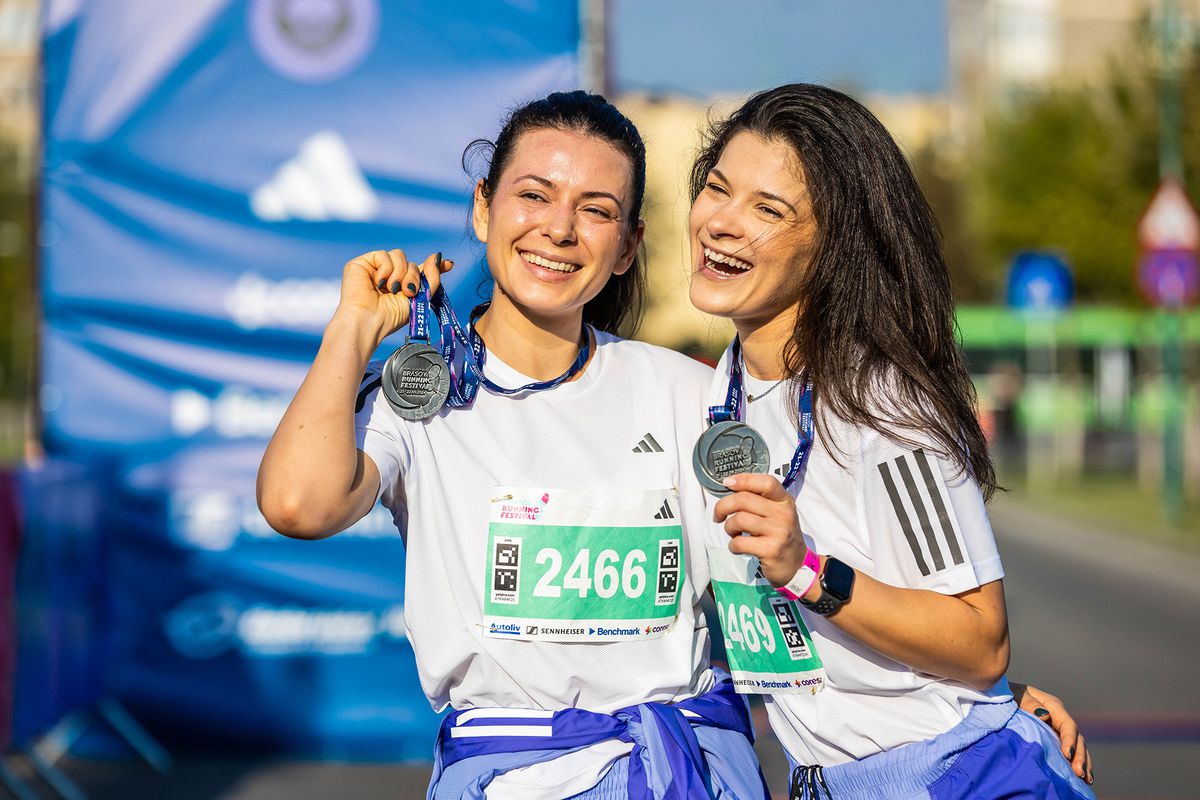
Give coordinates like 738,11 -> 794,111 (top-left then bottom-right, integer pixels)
967,19 -> 1200,304
0,138 -> 34,403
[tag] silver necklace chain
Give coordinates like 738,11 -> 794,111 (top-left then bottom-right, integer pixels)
746,379 -> 785,404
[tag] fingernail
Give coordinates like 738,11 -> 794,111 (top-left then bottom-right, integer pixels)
377,278 -> 387,290
722,476 -> 736,487
407,282 -> 417,294
390,280 -> 401,294
1068,746 -> 1075,760
1033,707 -> 1049,718
435,251 -> 443,269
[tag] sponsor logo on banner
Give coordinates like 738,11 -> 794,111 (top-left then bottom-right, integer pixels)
224,273 -> 339,331
249,0 -> 380,83
165,593 -> 408,659
250,130 -> 380,222
171,387 -> 293,438
171,491 -> 398,552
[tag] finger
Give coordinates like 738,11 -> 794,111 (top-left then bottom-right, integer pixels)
1072,734 -> 1087,780
439,255 -> 455,273
420,252 -> 444,296
721,472 -> 790,501
1032,706 -> 1051,725
349,250 -> 392,291
384,249 -> 414,296
712,490 -> 781,523
1052,713 -> 1079,763
722,510 -> 784,540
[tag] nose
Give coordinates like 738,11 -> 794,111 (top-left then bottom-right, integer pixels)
540,199 -> 578,246
703,201 -> 744,241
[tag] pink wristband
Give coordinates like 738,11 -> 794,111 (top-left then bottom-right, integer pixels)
775,549 -> 822,601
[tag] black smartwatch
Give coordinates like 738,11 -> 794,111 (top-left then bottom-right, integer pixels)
799,557 -> 855,616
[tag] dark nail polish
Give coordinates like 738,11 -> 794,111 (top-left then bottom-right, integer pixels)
407,282 -> 417,294
1068,746 -> 1075,760
390,280 -> 401,294
1033,707 -> 1049,718
435,251 -> 443,269
377,278 -> 387,290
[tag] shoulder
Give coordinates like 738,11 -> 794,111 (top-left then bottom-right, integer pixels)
593,331 -> 715,389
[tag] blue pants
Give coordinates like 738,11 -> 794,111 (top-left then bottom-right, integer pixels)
787,700 -> 1095,800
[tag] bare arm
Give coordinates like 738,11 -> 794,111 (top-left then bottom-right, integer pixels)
256,250 -> 449,539
715,472 -> 1009,690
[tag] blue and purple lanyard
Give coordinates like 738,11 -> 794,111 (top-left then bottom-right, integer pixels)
709,338 -> 816,490
408,277 -> 591,405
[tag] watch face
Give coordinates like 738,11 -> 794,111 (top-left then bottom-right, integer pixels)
822,557 -> 855,602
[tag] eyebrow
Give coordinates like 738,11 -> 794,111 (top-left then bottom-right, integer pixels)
710,168 -> 798,213
512,174 -> 626,210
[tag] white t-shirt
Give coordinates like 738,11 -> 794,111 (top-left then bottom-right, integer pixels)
355,329 -> 716,795
706,345 -> 1010,766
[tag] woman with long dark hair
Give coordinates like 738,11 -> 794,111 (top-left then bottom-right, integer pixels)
688,83 -> 1096,797
258,91 -> 768,799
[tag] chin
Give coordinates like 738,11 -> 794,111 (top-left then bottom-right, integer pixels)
688,281 -> 739,320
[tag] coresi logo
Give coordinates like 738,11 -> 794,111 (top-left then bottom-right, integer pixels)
224,272 -> 339,331
170,387 -> 291,439
171,491 -> 397,552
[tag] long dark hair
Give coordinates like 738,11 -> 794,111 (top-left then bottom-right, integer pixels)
464,90 -> 647,337
690,84 -> 995,499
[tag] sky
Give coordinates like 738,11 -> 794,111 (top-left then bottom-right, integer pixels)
611,0 -> 948,97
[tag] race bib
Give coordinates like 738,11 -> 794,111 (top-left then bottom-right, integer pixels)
708,545 -> 826,695
482,487 -> 685,642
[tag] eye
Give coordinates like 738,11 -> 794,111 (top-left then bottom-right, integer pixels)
519,191 -> 547,202
758,205 -> 784,219
583,206 -> 616,220
704,181 -> 729,196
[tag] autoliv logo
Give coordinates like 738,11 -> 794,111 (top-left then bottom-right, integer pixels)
224,272 -> 340,331
489,622 -> 521,635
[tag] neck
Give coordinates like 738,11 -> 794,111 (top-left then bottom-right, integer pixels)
474,289 -> 587,381
735,307 -> 798,381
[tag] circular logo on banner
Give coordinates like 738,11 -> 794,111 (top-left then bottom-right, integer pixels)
250,0 -> 379,83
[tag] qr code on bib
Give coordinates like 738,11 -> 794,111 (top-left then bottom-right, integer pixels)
769,596 -> 811,660
491,537 -> 521,604
655,540 -> 681,605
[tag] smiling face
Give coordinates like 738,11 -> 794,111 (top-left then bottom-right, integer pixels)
688,131 -> 818,332
472,127 -> 643,324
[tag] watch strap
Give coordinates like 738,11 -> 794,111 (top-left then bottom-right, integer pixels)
799,556 -> 855,616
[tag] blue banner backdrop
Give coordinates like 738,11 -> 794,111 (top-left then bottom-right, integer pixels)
22,0 -> 579,756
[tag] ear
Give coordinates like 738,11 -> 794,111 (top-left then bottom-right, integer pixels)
613,219 -> 645,277
471,180 -> 489,243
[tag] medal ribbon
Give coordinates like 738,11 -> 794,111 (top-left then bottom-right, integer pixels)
414,286 -> 592,404
709,338 -> 815,490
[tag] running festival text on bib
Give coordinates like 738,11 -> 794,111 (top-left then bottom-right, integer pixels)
707,546 -> 826,695
483,487 -> 685,642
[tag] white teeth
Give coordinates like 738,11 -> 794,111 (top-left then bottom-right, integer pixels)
703,247 -> 751,271
522,251 -> 579,273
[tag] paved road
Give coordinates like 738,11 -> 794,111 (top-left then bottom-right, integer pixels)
991,497 -> 1200,800
12,497 -> 1197,799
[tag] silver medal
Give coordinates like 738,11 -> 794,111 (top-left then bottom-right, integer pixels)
692,420 -> 771,495
382,341 -> 451,420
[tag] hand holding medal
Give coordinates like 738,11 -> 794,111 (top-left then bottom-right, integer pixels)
692,339 -> 772,495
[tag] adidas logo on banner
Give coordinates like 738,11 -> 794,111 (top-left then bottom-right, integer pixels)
632,433 -> 664,453
250,129 -> 380,222
654,500 -> 674,520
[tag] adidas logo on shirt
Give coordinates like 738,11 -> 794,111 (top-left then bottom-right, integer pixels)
250,129 -> 380,222
653,500 -> 675,520
632,433 -> 664,453
773,463 -> 789,477
876,449 -> 968,577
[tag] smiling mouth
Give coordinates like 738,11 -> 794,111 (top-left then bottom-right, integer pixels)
521,250 -> 581,273
703,246 -> 752,275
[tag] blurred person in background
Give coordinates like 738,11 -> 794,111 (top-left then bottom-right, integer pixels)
691,83 -> 1095,799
